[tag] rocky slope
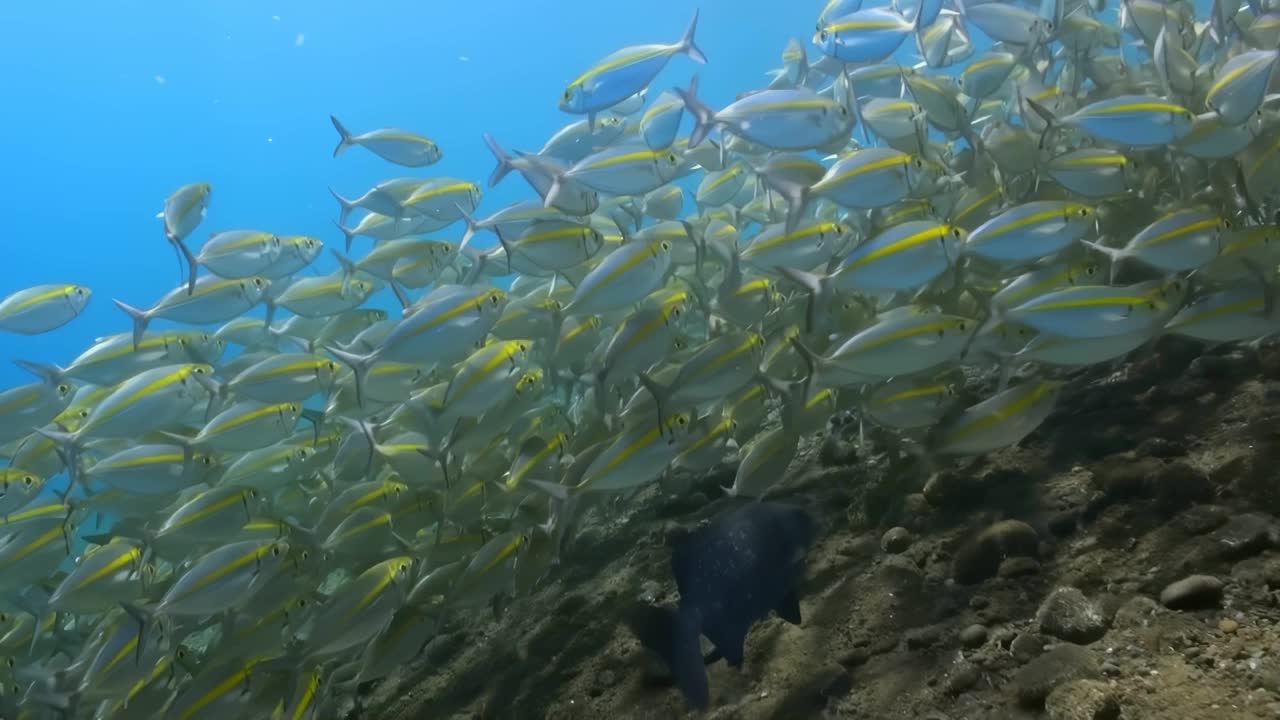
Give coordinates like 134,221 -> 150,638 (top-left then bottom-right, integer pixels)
363,337 -> 1280,720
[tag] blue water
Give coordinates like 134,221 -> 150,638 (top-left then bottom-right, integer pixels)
0,0 -> 816,391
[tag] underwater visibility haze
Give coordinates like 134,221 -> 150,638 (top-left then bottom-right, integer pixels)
8,0 -> 1280,717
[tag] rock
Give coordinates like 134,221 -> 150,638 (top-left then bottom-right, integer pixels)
878,554 -> 925,593
1175,505 -> 1231,536
1218,617 -> 1239,633
959,624 -> 988,648
1010,632 -> 1045,663
952,520 -> 1040,585
1037,587 -> 1109,644
1047,510 -> 1078,538
881,526 -> 912,554
905,624 -> 945,650
923,469 -> 986,509
1013,644 -> 1100,708
1208,513 -> 1275,560
1152,461 -> 1214,514
944,662 -> 981,695
904,493 -> 931,517
815,664 -> 853,699
1138,436 -> 1186,458
1045,680 -> 1120,720
1160,575 -> 1225,610
998,556 -> 1041,578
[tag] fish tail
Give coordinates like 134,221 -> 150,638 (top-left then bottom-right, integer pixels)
760,170 -> 812,236
671,605 -> 710,709
330,115 -> 354,158
173,236 -> 200,296
111,298 -> 151,350
636,371 -> 673,439
526,478 -> 571,501
13,359 -> 67,386
326,345 -> 374,408
1080,239 -> 1124,283
674,75 -> 714,148
482,133 -> 514,188
1023,95 -> 1058,149
332,219 -> 357,254
119,602 -> 155,665
328,187 -> 356,227
773,266 -> 828,334
679,9 -> 708,65
543,171 -> 568,210
455,202 -> 481,253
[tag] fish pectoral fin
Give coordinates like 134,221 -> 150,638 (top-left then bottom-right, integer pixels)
775,589 -> 802,625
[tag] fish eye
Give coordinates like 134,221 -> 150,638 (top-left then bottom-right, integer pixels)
289,403 -> 299,412
951,228 -> 962,238
957,321 -> 969,331
0,613 -> 8,623
177,649 -> 187,659
79,409 -> 90,418
399,562 -> 410,574
254,278 -> 265,287
57,384 -> 70,394
75,288 -> 86,296
272,545 -> 281,556
819,31 -> 828,41
22,476 -> 32,486
913,158 -> 924,168
201,456 -> 212,466
660,241 -> 671,251
668,153 -> 678,163
1223,219 -> 1233,229
296,449 -> 307,459
301,550 -> 310,560
562,89 -> 572,102
1078,208 -> 1089,217
193,367 -> 206,375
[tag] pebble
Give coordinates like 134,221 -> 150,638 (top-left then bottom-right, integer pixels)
1160,575 -> 1225,610
952,519 -> 1039,585
1013,643 -> 1100,708
1011,633 -> 1045,663
1045,679 -> 1121,720
998,556 -> 1041,578
1209,513 -> 1275,560
881,526 -> 912,554
1218,617 -> 1240,633
905,624 -> 945,650
944,662 -> 981,695
959,624 -> 988,648
1037,587 -> 1109,644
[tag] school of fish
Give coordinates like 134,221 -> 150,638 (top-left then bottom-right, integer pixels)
3,0 -> 1280,715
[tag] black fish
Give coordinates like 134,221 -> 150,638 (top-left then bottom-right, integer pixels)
629,502 -> 815,709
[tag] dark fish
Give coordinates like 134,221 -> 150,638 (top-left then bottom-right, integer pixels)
629,502 -> 815,709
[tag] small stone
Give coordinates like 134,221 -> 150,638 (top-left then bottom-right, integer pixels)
944,662 -> 981,695
881,526 -> 913,554
1160,575 -> 1225,610
1045,679 -> 1120,720
1013,643 -> 1099,708
1037,587 -> 1109,644
959,624 -> 988,648
999,556 -> 1041,578
904,493 -> 931,517
1047,510 -> 1078,538
905,624 -> 945,650
1176,505 -> 1231,536
1218,617 -> 1239,633
1011,632 -> 1045,663
1152,461 -> 1213,514
952,519 -> 1039,585
1209,513 -> 1275,560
